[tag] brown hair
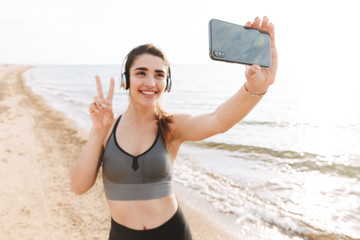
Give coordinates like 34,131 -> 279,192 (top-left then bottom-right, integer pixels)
125,44 -> 173,141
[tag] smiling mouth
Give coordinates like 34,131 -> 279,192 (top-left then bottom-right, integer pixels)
140,90 -> 157,95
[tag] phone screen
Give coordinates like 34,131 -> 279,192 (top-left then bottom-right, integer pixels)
209,19 -> 271,68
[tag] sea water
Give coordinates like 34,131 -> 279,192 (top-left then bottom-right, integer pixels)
24,64 -> 360,239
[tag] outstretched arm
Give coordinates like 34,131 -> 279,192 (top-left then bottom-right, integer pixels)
173,16 -> 278,142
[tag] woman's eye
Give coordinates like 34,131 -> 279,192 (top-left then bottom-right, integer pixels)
136,72 -> 145,76
156,74 -> 165,79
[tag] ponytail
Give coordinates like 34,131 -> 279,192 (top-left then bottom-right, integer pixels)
154,102 -> 173,144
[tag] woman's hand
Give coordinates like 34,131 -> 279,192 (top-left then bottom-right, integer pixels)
89,76 -> 115,132
244,16 -> 278,94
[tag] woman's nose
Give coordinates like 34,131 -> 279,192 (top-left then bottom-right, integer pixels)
144,76 -> 156,87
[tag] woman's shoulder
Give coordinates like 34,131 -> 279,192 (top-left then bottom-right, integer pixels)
168,113 -> 193,139
169,113 -> 191,129
171,113 -> 192,123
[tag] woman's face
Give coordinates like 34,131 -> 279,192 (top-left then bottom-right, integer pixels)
128,53 -> 168,108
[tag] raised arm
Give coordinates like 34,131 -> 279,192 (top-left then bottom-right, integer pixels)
70,76 -> 115,195
173,16 -> 278,142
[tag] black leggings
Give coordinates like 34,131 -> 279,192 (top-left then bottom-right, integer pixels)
108,205 -> 192,240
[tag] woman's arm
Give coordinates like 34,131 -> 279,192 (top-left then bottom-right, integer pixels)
173,16 -> 278,142
70,128 -> 108,194
70,76 -> 114,195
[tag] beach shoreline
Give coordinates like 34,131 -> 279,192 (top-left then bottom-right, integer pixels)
0,65 -> 238,239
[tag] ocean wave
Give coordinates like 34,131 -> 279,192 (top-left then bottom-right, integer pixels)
288,159 -> 360,180
239,120 -> 360,134
185,141 -> 360,179
174,157 -> 358,240
240,120 -> 315,128
186,141 -> 319,160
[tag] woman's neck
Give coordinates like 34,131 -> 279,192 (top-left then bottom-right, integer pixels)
123,102 -> 157,125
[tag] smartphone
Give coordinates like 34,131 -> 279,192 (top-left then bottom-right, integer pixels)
209,19 -> 271,68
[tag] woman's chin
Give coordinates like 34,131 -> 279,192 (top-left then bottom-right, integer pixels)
137,98 -> 159,109
129,91 -> 162,109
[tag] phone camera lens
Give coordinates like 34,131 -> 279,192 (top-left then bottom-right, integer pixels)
214,50 -> 225,58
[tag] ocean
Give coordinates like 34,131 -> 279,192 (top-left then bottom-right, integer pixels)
23,63 -> 360,240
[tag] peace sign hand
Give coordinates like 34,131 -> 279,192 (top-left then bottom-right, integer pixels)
89,76 -> 115,132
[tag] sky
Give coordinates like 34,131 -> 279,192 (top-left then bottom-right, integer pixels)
2,0 -> 360,68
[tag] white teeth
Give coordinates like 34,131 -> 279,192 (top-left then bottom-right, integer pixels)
141,91 -> 156,95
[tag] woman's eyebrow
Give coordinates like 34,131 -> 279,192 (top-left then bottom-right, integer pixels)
134,67 -> 165,74
134,67 -> 148,71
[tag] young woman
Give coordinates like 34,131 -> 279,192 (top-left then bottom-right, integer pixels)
70,16 -> 277,240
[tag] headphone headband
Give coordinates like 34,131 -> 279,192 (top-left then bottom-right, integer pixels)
120,56 -> 128,89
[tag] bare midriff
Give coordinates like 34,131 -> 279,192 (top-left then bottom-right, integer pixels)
107,193 -> 178,230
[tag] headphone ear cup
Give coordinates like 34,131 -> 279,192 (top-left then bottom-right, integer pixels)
126,73 -> 130,90
164,67 -> 172,92
121,72 -> 130,90
165,76 -> 172,92
120,72 -> 127,89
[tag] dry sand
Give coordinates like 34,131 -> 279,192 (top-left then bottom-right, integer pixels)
0,65 -> 237,240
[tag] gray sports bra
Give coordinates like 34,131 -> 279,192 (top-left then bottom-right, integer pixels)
102,115 -> 173,201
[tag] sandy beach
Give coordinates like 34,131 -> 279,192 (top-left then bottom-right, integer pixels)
0,65 -> 237,240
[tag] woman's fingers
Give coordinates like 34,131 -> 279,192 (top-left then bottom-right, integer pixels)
247,16 -> 277,72
89,101 -> 112,114
268,22 -> 276,49
95,75 -> 104,99
96,75 -> 114,101
101,102 -> 112,111
107,78 -> 115,101
93,96 -> 102,110
252,16 -> 261,29
248,16 -> 270,32
91,75 -> 114,125
244,16 -> 277,86
260,16 -> 269,32
94,75 -> 114,111
93,96 -> 113,112
89,102 -> 100,113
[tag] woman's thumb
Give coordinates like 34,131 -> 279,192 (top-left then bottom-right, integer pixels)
246,65 -> 261,79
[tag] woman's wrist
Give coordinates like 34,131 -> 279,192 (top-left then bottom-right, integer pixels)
243,82 -> 269,97
90,126 -> 109,139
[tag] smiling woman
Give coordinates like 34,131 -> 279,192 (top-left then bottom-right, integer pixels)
71,44 -> 191,240
70,16 -> 278,239
121,45 -> 173,140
